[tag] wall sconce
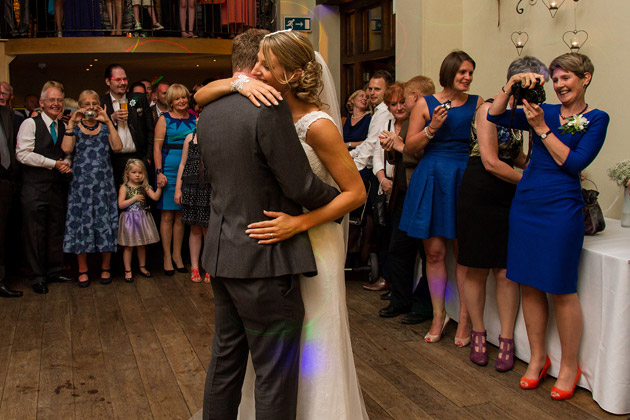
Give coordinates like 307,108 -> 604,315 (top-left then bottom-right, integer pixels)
541,0 -> 565,17
563,30 -> 588,52
562,0 -> 587,52
511,31 -> 529,56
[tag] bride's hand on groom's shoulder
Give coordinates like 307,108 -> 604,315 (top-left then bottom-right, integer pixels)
240,79 -> 283,108
245,210 -> 302,244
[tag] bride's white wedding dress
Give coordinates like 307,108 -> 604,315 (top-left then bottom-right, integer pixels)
235,111 -> 369,420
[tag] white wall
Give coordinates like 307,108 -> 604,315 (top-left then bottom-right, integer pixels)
394,0 -> 627,218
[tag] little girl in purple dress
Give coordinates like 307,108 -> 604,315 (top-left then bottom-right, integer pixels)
117,159 -> 163,282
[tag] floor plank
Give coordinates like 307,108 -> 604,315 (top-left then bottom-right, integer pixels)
37,286 -> 74,420
113,280 -> 191,420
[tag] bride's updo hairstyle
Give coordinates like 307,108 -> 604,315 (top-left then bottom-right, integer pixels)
260,30 -> 323,107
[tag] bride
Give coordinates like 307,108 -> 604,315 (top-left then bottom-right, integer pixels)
195,30 -> 369,419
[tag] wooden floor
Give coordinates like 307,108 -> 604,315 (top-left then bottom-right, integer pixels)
0,272 -> 623,420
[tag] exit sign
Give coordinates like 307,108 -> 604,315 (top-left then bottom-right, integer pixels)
284,17 -> 311,31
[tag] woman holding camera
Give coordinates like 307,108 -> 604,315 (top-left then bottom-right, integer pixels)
62,90 -> 123,287
457,57 -> 548,371
488,53 -> 609,399
399,51 -> 483,345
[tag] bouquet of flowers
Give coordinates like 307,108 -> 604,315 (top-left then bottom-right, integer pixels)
607,159 -> 630,188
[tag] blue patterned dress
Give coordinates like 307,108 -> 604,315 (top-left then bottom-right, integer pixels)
157,111 -> 197,210
63,123 -> 118,253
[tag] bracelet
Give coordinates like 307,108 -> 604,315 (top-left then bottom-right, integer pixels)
230,74 -> 250,93
424,126 -> 435,140
64,131 -> 75,136
379,178 -> 389,186
501,85 -> 510,94
155,168 -> 163,175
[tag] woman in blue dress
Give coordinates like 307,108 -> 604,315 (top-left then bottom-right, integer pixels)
488,53 -> 609,400
61,90 -> 122,287
400,51 -> 483,345
342,89 -> 371,150
154,84 -> 196,275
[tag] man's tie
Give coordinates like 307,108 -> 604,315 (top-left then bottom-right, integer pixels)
50,121 -> 57,144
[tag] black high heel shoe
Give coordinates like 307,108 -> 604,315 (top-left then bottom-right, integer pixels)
78,271 -> 90,288
173,259 -> 188,273
100,268 -> 112,285
138,266 -> 152,278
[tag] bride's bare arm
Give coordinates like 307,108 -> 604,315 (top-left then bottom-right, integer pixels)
194,77 -> 283,107
246,119 -> 366,244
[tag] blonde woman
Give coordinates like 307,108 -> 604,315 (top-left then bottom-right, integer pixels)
153,84 -> 196,275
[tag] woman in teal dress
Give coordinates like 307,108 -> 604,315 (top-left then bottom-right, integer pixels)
154,84 -> 196,275
400,51 -> 483,346
488,53 -> 609,400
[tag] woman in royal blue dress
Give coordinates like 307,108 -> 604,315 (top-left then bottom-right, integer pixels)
399,51 -> 483,345
154,84 -> 197,275
488,53 -> 609,400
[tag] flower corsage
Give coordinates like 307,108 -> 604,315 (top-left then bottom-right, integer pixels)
559,113 -> 589,135
129,98 -> 137,107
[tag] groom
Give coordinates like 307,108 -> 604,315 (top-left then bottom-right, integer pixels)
197,29 -> 340,420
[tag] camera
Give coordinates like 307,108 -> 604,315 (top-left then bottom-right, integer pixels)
512,81 -> 546,105
84,110 -> 96,119
440,100 -> 452,110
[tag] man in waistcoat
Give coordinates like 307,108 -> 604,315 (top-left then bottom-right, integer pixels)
16,84 -> 74,294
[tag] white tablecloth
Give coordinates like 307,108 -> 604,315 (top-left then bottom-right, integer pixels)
444,217 -> 630,414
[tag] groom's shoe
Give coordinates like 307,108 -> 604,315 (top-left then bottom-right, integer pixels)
379,304 -> 409,318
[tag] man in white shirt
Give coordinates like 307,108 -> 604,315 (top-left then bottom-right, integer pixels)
101,63 -> 154,188
16,84 -> 75,294
350,70 -> 396,293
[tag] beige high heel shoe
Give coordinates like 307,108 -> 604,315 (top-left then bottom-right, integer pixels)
424,315 -> 450,343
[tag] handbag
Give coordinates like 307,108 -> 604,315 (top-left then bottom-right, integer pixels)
582,179 -> 605,235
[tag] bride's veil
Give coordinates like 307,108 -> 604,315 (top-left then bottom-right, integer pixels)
315,52 -> 343,136
314,51 -> 350,250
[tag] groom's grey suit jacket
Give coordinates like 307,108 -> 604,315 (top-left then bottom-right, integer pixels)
197,94 -> 339,279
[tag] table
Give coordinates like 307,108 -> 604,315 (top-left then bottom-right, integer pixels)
443,218 -> 630,414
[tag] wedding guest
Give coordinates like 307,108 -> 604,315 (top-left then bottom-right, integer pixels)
102,63 -> 155,188
378,75 -> 435,324
458,56 -> 548,370
16,84 -> 75,294
343,89 -> 371,150
0,103 -> 22,298
62,90 -> 122,287
153,83 -> 196,275
488,53 -> 609,399
179,0 -> 196,37
400,51 -> 483,346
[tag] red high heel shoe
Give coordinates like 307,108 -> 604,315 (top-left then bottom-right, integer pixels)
520,355 -> 551,389
551,366 -> 581,400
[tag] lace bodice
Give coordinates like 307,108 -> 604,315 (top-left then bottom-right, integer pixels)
294,111 -> 338,188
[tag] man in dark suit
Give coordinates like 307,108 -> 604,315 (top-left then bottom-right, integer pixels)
197,29 -> 340,420
15,84 -> 74,294
101,63 -> 155,188
0,103 -> 22,298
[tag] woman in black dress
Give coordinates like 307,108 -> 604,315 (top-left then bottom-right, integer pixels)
342,89 -> 371,150
457,57 -> 548,371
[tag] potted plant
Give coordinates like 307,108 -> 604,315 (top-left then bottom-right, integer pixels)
607,159 -> 630,227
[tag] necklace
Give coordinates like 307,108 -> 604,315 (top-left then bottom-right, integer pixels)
351,113 -> 366,119
81,121 -> 100,131
560,103 -> 588,120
